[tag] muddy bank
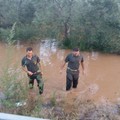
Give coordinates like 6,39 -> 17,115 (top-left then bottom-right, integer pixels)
1,90 -> 120,120
43,92 -> 120,120
31,93 -> 120,120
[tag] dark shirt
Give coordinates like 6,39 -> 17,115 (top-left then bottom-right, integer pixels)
65,53 -> 84,70
21,55 -> 40,73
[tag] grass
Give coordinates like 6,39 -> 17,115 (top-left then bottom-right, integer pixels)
50,91 -> 57,107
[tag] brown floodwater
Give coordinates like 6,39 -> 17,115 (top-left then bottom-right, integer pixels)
0,40 -> 120,103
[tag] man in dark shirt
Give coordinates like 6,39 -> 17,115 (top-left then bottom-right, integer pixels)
21,47 -> 44,94
61,48 -> 85,91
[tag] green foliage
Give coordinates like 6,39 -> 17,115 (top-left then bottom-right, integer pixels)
18,1 -> 35,24
6,22 -> 16,45
0,22 -> 16,45
0,28 -> 10,40
0,0 -> 18,28
0,23 -> 28,109
15,24 -> 39,41
0,46 -> 28,111
61,0 -> 120,53
0,0 -> 120,53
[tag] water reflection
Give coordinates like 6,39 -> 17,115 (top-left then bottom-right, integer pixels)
39,40 -> 56,65
91,51 -> 99,60
39,39 -> 64,66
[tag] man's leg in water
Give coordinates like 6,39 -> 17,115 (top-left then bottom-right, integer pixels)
28,75 -> 35,89
36,74 -> 44,94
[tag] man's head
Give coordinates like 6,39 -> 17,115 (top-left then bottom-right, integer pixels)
26,47 -> 33,57
72,48 -> 80,56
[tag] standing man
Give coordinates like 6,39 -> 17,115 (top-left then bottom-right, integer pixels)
21,47 -> 44,94
61,48 -> 85,91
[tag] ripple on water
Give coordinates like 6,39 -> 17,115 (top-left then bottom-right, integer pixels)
89,84 -> 99,95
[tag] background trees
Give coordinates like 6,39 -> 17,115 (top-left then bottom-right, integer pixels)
0,0 -> 120,53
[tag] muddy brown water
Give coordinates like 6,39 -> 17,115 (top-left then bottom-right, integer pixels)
0,40 -> 120,104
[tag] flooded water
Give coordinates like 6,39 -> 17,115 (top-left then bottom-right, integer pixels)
0,40 -> 120,103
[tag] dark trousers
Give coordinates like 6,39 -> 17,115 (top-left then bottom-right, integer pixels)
66,71 -> 79,91
28,74 -> 44,93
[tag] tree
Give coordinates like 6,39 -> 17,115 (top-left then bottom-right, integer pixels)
18,0 -> 35,24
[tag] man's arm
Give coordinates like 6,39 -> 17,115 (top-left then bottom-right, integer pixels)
61,62 -> 67,69
21,66 -> 33,76
38,62 -> 43,75
60,62 -> 67,74
81,61 -> 85,75
22,66 -> 28,73
60,54 -> 69,73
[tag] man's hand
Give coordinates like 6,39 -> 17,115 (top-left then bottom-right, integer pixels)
60,62 -> 66,74
40,72 -> 43,76
27,71 -> 33,76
